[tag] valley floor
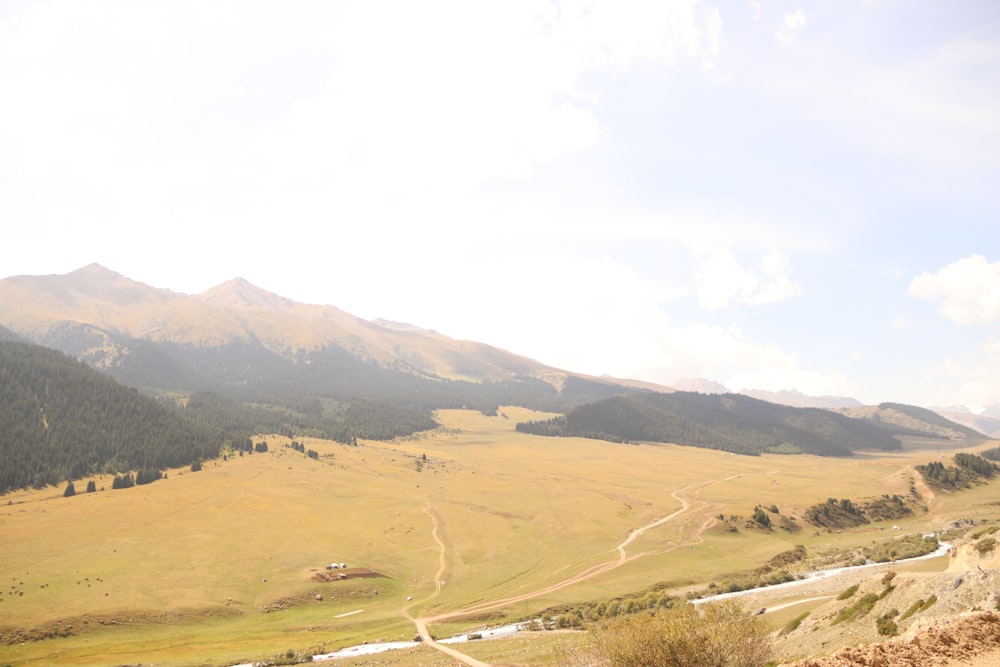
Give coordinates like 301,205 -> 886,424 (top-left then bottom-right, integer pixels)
1,408 -> 998,666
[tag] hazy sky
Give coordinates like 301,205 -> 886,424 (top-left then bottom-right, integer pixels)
2,1 -> 999,409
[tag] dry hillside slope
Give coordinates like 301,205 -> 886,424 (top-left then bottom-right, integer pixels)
777,540 -> 1000,666
0,264 -> 640,387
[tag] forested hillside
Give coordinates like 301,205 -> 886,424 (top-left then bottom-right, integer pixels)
0,324 -> 24,342
0,341 -> 225,493
106,337 -> 633,415
35,321 -> 643,442
0,266 -> 656,447
176,391 -> 438,443
516,392 -> 915,456
875,402 -> 984,439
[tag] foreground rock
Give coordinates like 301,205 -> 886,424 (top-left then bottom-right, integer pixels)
775,536 -> 1000,666
785,611 -> 1000,666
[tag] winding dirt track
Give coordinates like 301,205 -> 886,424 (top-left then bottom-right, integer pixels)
403,506 -> 490,667
405,480 -> 720,666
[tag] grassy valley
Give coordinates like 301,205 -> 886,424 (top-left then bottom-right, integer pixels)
2,408 -> 997,666
2,266 -> 998,666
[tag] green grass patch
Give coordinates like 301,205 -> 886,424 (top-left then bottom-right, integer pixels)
837,584 -> 859,600
832,593 -> 882,625
975,537 -> 997,554
971,525 -> 998,539
779,612 -> 810,636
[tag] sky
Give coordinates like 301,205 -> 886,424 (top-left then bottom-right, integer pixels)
1,1 -> 999,410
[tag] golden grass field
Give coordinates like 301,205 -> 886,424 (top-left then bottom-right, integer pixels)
1,407 -> 997,666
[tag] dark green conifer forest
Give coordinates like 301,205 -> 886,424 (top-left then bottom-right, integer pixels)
516,391 -> 908,456
0,341 -> 224,493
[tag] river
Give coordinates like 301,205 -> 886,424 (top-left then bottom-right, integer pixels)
232,541 -> 952,664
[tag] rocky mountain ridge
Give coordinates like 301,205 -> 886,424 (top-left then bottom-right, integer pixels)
0,264 -> 581,387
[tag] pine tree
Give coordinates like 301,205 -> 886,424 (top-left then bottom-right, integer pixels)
63,481 -> 76,497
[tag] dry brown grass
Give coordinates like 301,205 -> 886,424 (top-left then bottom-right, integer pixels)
1,410 -> 996,666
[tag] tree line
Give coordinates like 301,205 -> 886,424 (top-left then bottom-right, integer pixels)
516,391 -> 905,457
94,336 -> 631,419
917,453 -> 997,490
0,341 -> 224,494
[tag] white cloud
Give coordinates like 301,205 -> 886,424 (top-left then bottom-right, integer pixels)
775,9 -> 806,45
926,336 -> 1000,408
908,255 -> 1000,325
237,0 -> 726,197
0,0 -> 725,187
0,0 -> 730,284
641,321 -> 856,399
695,247 -> 759,310
695,247 -> 800,310
750,25 -> 1000,174
329,238 -> 828,400
749,249 -> 802,305
726,366 -> 856,400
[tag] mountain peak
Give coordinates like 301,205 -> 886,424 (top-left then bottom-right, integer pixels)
41,263 -> 172,305
68,263 -> 122,278
197,278 -> 297,309
671,378 -> 731,394
742,388 -> 863,409
371,318 -> 437,335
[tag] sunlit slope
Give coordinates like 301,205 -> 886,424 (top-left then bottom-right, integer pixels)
3,408 -> 996,666
0,264 -> 619,387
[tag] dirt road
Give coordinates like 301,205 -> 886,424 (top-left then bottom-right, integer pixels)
406,480 -> 720,665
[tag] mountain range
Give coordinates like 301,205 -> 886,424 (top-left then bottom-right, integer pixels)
671,379 -> 864,410
0,264 -> 654,442
0,264 -> 991,482
0,263 -> 570,385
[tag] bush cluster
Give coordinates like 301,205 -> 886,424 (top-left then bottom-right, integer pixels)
584,600 -> 772,667
864,533 -> 938,563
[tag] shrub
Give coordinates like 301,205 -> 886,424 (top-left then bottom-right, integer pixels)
588,599 -> 772,667
779,612 -> 810,636
876,614 -> 898,636
112,473 -> 134,489
975,538 -> 996,555
837,584 -> 859,600
833,593 -> 879,625
864,534 -> 938,563
63,481 -> 76,497
971,525 -> 998,539
135,469 -> 162,486
899,599 -> 924,621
